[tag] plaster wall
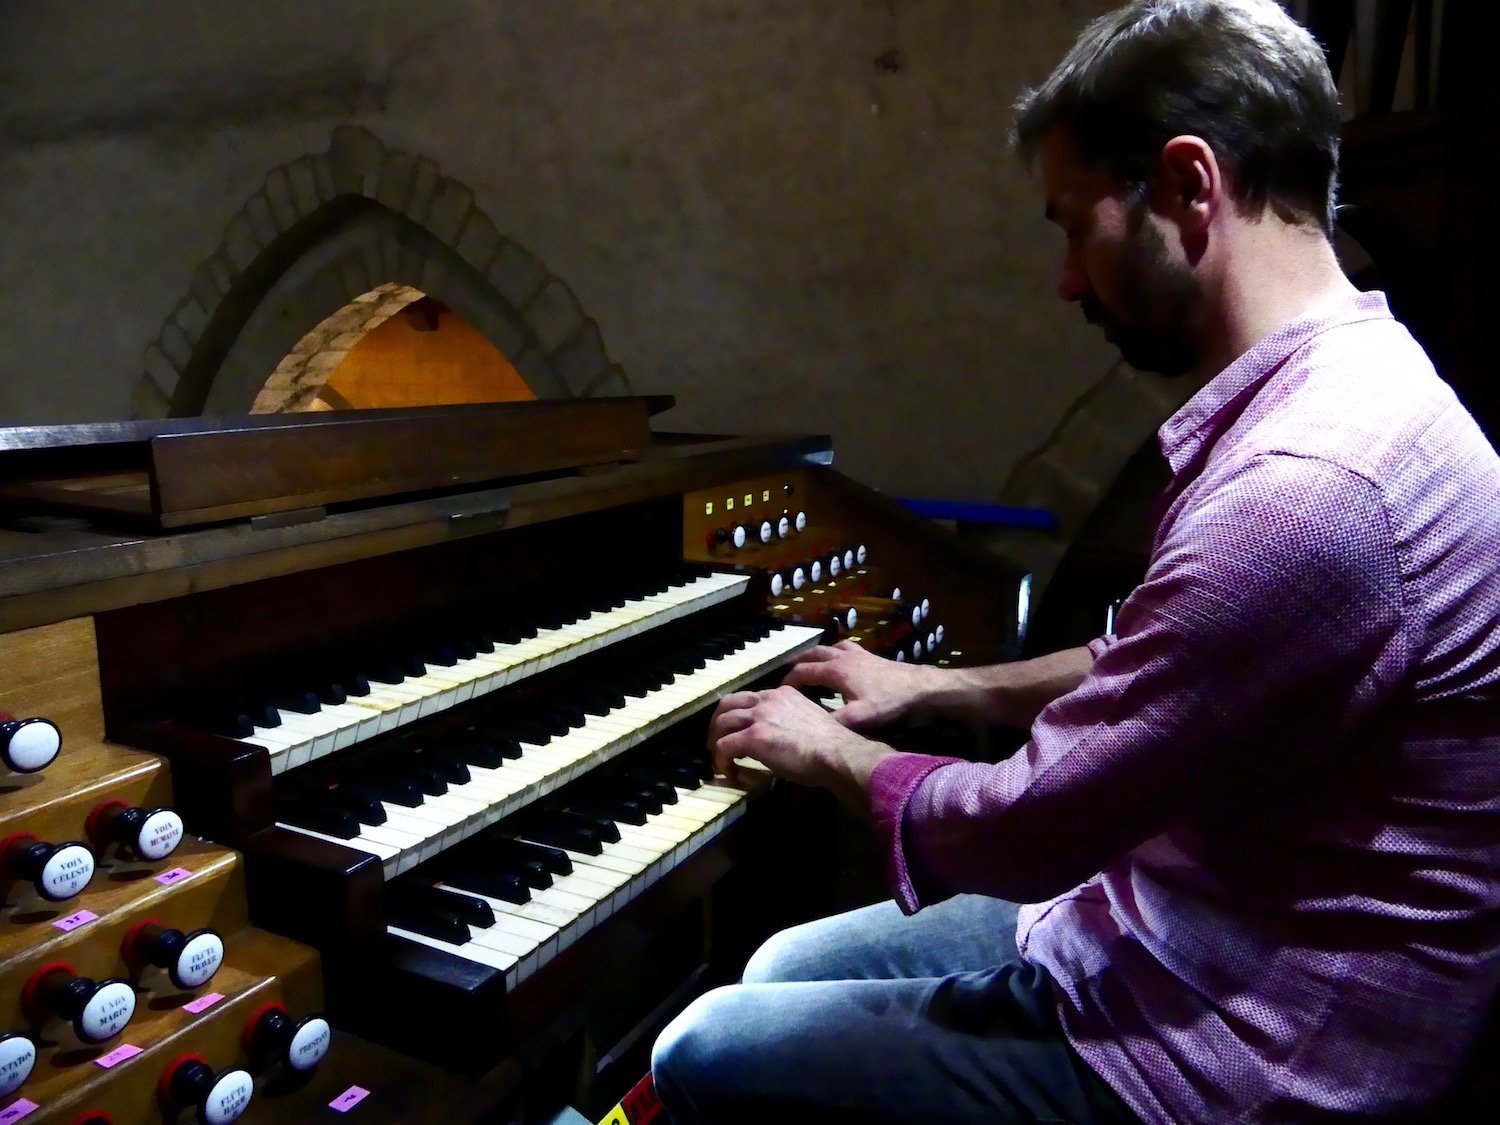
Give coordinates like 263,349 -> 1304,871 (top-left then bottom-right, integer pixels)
0,0 -> 1126,503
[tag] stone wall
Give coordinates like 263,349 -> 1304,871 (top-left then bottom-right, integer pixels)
0,0 -> 1192,589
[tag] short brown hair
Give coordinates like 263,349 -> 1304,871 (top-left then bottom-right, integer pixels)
1013,0 -> 1342,233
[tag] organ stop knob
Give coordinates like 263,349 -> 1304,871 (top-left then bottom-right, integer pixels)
0,1031 -> 35,1097
159,1055 -> 254,1125
123,920 -> 225,991
22,963 -> 135,1044
86,800 -> 185,862
1,832 -> 94,902
0,713 -> 60,773
244,1002 -> 332,1073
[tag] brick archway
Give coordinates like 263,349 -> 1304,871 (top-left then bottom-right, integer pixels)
134,125 -> 629,417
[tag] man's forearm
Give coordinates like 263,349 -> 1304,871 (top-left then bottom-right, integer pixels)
923,645 -> 1095,728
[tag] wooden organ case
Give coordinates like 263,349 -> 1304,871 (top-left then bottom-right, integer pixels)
0,399 -> 1025,1122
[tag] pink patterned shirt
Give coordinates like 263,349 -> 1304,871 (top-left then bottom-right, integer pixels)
870,292 -> 1500,1122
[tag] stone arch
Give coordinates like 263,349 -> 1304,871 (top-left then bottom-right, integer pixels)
134,125 -> 629,418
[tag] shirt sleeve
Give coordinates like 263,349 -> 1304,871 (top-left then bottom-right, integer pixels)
871,452 -> 1411,910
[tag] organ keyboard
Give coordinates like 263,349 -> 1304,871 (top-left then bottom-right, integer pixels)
0,398 -> 1025,1118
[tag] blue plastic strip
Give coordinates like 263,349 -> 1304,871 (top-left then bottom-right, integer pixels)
898,498 -> 1056,530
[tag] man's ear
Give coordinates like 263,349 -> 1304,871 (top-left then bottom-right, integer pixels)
1155,135 -> 1221,228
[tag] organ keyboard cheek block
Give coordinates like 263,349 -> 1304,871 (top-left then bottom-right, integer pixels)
0,400 -> 1025,1114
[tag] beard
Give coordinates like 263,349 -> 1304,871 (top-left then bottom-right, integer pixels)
1085,210 -> 1202,378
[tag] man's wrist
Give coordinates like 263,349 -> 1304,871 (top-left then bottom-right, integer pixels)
814,728 -> 896,815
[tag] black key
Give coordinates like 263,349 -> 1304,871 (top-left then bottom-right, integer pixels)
489,837 -> 571,876
618,673 -> 654,699
572,796 -> 647,826
216,712 -> 256,738
666,751 -> 714,783
491,623 -> 528,645
282,803 -> 360,839
362,658 -> 405,686
466,728 -> 524,760
389,904 -> 469,945
226,699 -> 281,731
535,608 -> 569,630
392,884 -> 494,929
447,868 -> 531,904
357,776 -> 424,809
489,854 -> 551,890
403,765 -> 448,797
502,718 -> 554,746
271,689 -> 322,715
556,809 -> 620,844
523,821 -> 602,855
541,703 -> 587,730
399,653 -> 427,678
423,748 -> 472,786
421,643 -> 458,668
625,787 -> 663,816
326,788 -> 387,826
560,691 -> 607,717
636,776 -> 679,805
442,735 -> 510,768
316,681 -> 349,706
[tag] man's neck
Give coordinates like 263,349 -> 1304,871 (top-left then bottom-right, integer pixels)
1193,218 -> 1358,382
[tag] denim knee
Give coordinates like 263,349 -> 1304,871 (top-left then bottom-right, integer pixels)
652,986 -> 745,1119
742,927 -> 803,983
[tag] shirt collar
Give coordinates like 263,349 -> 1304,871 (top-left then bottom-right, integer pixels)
1157,290 -> 1395,474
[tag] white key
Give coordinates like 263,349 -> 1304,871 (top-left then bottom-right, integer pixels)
238,575 -> 755,771
279,625 -> 821,874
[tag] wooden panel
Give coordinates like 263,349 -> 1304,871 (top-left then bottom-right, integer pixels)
26,931 -> 321,1124
0,742 -> 171,851
149,398 -> 655,525
0,840 -> 246,1029
0,433 -> 831,636
0,617 -> 104,742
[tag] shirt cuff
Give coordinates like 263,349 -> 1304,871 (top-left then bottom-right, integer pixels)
1086,633 -> 1115,660
869,751 -> 965,914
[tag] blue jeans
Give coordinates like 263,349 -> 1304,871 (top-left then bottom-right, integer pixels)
651,895 -> 1137,1124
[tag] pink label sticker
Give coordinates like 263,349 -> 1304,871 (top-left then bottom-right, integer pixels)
330,1086 -> 370,1113
154,867 -> 192,885
94,1043 -> 143,1069
0,1099 -> 39,1123
52,909 -> 98,932
182,992 -> 224,1014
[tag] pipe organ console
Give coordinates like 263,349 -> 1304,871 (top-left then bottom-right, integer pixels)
0,398 -> 1025,1121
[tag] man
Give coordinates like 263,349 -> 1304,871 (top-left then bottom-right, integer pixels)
652,1 -> 1500,1121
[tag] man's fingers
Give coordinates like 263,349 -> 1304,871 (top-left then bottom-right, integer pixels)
707,706 -> 755,746
833,698 -> 887,730
781,660 -> 837,691
712,728 -> 754,780
789,645 -> 842,667
715,690 -> 762,714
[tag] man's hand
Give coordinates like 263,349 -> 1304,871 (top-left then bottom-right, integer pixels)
781,641 -> 942,730
707,685 -> 894,812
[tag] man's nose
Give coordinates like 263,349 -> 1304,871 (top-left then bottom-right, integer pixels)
1056,253 -> 1088,303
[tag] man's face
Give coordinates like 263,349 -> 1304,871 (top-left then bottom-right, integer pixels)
1039,129 -> 1202,377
